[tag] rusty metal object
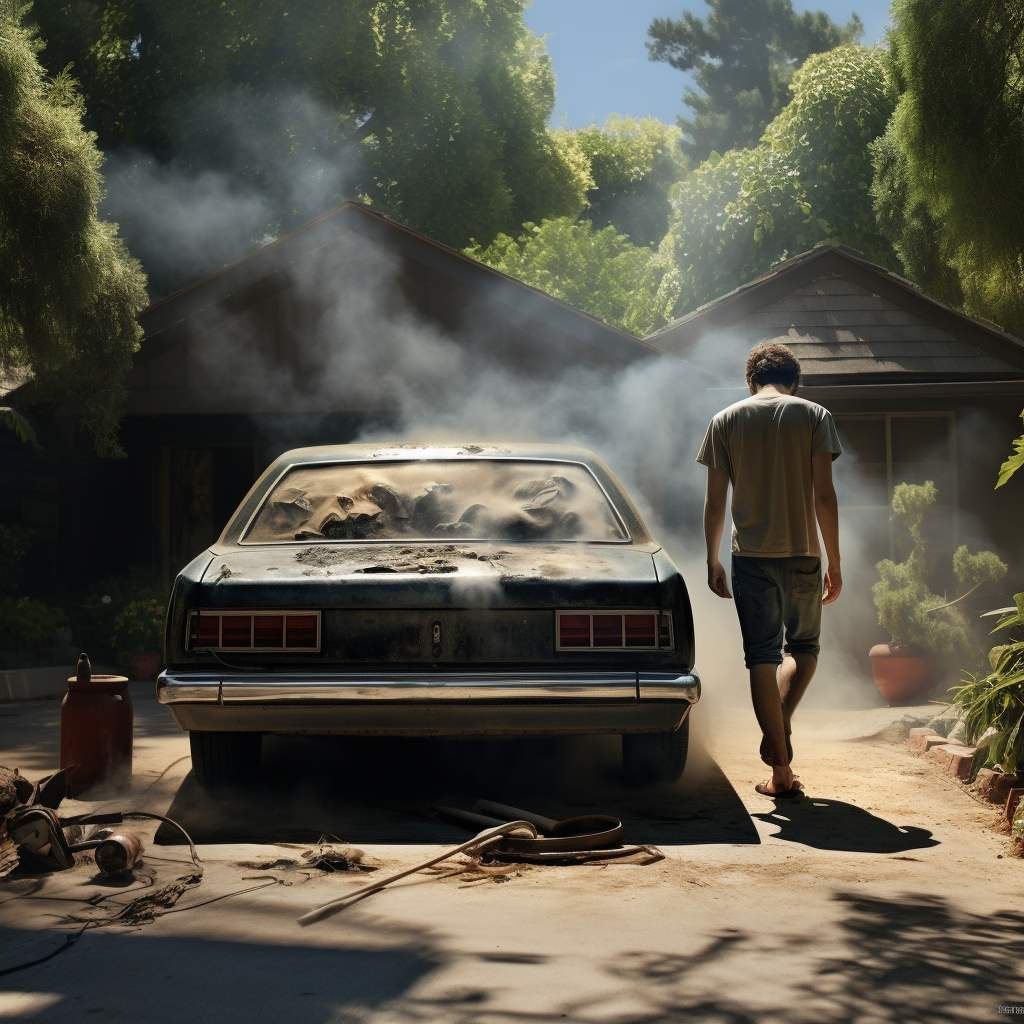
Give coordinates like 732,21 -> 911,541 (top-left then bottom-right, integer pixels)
8,807 -> 74,870
91,829 -> 145,874
60,653 -> 133,798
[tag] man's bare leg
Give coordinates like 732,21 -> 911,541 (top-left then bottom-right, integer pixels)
749,664 -> 795,793
759,653 -> 818,765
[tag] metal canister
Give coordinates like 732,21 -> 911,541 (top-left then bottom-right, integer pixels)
60,653 -> 133,798
92,829 -> 145,874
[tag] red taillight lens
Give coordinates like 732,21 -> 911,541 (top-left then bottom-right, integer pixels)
559,614 -> 591,648
593,614 -> 623,647
254,614 -> 284,647
221,615 -> 252,647
196,614 -> 220,647
625,614 -> 656,648
189,611 -> 319,650
557,611 -> 668,650
285,614 -> 318,648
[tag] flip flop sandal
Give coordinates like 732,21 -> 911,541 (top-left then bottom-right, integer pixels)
755,781 -> 803,799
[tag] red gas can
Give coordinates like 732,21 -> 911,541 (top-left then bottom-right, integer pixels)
60,654 -> 133,798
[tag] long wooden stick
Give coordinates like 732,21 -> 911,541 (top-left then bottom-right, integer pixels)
297,820 -> 537,927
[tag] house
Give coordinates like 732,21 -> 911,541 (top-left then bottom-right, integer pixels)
2,201 -> 663,591
646,245 -> 1024,591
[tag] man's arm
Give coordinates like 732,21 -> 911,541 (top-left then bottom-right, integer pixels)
811,451 -> 842,604
704,466 -> 732,599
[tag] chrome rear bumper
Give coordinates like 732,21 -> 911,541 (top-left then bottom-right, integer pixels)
156,668 -> 700,736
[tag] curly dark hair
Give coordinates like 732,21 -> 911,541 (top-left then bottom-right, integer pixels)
745,342 -> 801,390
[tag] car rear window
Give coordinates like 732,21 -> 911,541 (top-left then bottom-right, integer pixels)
243,460 -> 628,543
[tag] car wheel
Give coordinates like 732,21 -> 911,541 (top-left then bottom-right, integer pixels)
622,715 -> 689,785
189,731 -> 262,788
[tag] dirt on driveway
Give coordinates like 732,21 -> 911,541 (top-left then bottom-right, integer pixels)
0,686 -> 1020,1024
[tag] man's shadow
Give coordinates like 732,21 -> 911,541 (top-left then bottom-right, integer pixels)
751,797 -> 939,854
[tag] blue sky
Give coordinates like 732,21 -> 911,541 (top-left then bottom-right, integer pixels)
522,0 -> 894,129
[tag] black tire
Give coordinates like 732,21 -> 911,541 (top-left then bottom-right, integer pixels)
189,731 -> 262,788
622,715 -> 690,785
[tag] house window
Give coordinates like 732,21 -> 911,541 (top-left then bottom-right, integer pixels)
832,413 -> 958,565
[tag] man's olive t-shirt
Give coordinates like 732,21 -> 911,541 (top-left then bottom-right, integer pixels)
696,393 -> 842,557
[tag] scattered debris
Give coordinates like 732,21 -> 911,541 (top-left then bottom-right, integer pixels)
301,844 -> 375,873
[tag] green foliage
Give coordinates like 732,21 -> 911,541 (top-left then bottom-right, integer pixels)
0,406 -> 38,446
466,218 -> 670,336
996,409 -> 1024,489
952,594 -> 1024,776
0,523 -> 32,595
659,45 -> 897,317
111,597 -> 165,661
880,0 -> 1024,336
0,1 -> 148,456
29,0 -> 590,274
873,482 -> 1007,665
71,565 -> 167,661
0,595 -> 68,648
647,0 -> 863,162
572,117 -> 688,247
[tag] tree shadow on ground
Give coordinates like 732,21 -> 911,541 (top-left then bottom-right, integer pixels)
591,892 -> 1024,1024
156,731 -> 760,847
750,797 -> 939,853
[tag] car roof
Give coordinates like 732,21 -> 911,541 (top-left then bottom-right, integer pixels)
271,442 -> 612,465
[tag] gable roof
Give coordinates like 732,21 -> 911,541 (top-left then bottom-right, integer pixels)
136,199 -> 663,371
645,245 -> 1024,384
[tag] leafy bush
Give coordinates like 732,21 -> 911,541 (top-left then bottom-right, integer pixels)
952,594 -> 1024,777
873,481 -> 1007,665
0,596 -> 69,649
71,567 -> 168,661
111,598 -> 166,663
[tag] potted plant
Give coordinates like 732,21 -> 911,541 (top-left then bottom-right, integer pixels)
871,481 -> 1007,705
111,598 -> 167,681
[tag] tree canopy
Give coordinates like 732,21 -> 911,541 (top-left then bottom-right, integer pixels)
0,0 -> 147,455
655,44 -> 895,318
874,0 -> 1024,336
571,116 -> 688,248
30,0 -> 591,295
466,218 -> 665,337
647,0 -> 863,162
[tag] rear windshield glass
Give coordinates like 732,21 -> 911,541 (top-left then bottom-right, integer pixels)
244,460 -> 628,543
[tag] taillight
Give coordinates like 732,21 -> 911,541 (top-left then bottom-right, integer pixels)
557,610 -> 673,651
188,611 -> 320,652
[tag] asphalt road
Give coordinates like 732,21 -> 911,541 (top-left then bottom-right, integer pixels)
0,684 -> 1020,1024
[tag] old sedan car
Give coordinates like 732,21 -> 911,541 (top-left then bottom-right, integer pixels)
158,443 -> 700,787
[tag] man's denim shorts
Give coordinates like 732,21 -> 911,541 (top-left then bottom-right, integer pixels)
731,555 -> 822,668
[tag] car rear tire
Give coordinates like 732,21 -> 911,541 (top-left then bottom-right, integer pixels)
189,731 -> 262,788
622,715 -> 689,785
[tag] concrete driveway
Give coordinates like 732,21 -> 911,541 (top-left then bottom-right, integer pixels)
0,684 -> 1020,1023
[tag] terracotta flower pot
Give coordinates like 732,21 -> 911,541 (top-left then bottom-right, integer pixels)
127,650 -> 162,682
869,644 -> 938,706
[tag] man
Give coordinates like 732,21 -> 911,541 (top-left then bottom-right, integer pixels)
697,342 -> 842,798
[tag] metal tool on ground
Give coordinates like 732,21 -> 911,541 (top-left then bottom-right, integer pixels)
432,803 -> 651,862
475,800 -> 624,845
297,820 -> 538,927
74,828 -> 145,875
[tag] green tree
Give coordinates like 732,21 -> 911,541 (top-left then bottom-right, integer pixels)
658,44 -> 896,318
647,0 -> 863,162
875,0 -> 1024,336
0,1 -> 147,456
466,218 -> 667,337
571,117 -> 688,248
30,0 -> 591,283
